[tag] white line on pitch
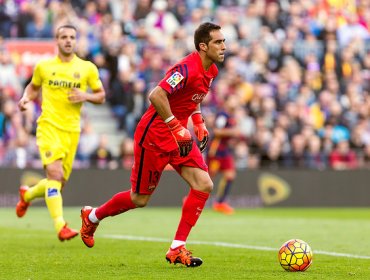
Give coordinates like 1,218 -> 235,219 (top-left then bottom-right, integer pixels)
102,234 -> 370,260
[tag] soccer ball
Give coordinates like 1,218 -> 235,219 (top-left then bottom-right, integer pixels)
278,239 -> 313,272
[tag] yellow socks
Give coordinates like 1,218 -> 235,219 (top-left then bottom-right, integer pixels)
24,178 -> 48,202
22,178 -> 66,233
44,180 -> 65,233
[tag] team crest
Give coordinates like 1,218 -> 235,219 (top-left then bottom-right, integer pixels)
166,72 -> 184,88
45,151 -> 52,158
73,72 -> 80,79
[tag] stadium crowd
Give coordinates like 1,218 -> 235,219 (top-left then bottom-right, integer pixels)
0,0 -> 369,170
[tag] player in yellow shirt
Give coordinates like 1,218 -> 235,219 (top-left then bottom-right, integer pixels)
16,24 -> 105,241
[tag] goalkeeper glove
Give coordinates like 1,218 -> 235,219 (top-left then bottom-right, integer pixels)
191,112 -> 209,153
167,117 -> 193,157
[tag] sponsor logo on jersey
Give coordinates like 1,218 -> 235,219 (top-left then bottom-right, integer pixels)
191,93 -> 207,103
166,72 -> 184,88
48,80 -> 81,88
47,188 -> 59,197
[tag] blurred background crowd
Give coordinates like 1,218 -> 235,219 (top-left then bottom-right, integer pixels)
0,0 -> 369,170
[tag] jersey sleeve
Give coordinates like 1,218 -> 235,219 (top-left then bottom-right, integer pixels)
158,63 -> 190,95
87,62 -> 103,91
31,62 -> 43,86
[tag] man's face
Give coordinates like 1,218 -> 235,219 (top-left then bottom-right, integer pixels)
56,27 -> 77,56
205,30 -> 226,63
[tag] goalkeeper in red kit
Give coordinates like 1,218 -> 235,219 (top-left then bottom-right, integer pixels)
80,22 -> 226,267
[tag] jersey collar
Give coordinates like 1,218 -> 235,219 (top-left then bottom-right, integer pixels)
56,54 -> 77,63
194,51 -> 214,73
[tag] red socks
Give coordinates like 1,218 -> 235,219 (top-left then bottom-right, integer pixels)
94,188 -> 209,243
95,190 -> 136,220
174,189 -> 210,241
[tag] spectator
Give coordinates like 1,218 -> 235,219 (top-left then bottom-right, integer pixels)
133,0 -> 152,21
109,69 -> 134,130
214,8 -> 238,43
145,0 -> 180,38
304,135 -> 327,170
76,120 -> 99,167
260,138 -> 284,169
234,141 -> 249,170
116,137 -> 134,170
25,9 -> 53,38
140,51 -> 166,91
329,139 -> 358,170
238,2 -> 262,45
15,2 -> 34,38
0,1 -> 14,38
261,1 -> 284,34
125,78 -> 147,138
283,134 -> 307,168
3,121 -> 33,169
321,38 -> 340,75
89,134 -> 115,169
0,48 -> 22,98
337,13 -> 370,48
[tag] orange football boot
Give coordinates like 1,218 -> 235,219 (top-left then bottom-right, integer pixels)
213,202 -> 235,215
80,206 -> 99,248
58,224 -> 79,241
166,245 -> 203,267
16,185 -> 30,218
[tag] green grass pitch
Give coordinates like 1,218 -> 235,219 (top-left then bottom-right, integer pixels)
1,207 -> 370,279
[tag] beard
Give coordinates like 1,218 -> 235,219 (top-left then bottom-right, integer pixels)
59,45 -> 74,56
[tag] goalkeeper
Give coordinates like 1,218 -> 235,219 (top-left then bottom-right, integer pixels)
80,22 -> 226,267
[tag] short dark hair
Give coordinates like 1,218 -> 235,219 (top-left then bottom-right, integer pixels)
56,24 -> 77,38
194,22 -> 221,51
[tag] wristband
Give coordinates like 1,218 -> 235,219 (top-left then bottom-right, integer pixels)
164,115 -> 175,123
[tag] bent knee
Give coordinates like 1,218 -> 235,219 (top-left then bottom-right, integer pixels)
46,162 -> 64,181
47,169 -> 64,182
204,181 -> 214,193
133,200 -> 148,208
131,193 -> 150,208
194,179 -> 214,194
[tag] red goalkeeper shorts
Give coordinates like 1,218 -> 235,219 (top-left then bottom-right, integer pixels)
130,141 -> 208,195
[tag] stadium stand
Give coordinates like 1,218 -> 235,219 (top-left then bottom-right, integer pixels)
0,0 -> 369,170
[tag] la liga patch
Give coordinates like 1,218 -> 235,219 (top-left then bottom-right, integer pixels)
47,188 -> 59,197
166,72 -> 184,88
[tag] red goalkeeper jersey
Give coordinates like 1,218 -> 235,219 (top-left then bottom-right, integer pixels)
135,52 -> 218,152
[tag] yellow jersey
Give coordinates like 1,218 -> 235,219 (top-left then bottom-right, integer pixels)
32,55 -> 103,132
